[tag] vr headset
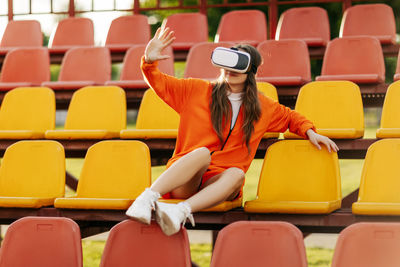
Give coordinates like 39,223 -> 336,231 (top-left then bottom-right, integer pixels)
211,47 -> 251,74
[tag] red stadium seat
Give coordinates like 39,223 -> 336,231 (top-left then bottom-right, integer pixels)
275,7 -> 330,47
105,15 -> 150,52
0,217 -> 82,267
316,36 -> 385,84
0,20 -> 42,55
162,12 -> 209,51
256,40 -> 311,86
105,44 -> 174,89
215,10 -> 267,47
42,47 -> 111,90
340,4 -> 396,44
394,51 -> 400,81
0,48 -> 50,91
48,17 -> 94,53
100,220 -> 191,267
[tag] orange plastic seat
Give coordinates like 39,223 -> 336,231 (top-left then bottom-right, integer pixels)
42,47 -> 111,90
48,17 -> 94,53
275,7 -> 330,47
210,221 -> 307,267
105,45 -> 174,89
0,48 -> 50,90
256,40 -> 311,86
105,15 -> 150,52
184,42 -> 234,80
340,4 -> 396,44
162,12 -> 208,51
0,20 -> 42,55
316,36 -> 385,84
215,10 -> 267,47
45,86 -> 126,139
100,220 -> 191,267
0,217 -> 82,267
331,222 -> 400,267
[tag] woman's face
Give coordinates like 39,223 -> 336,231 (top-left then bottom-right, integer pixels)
221,69 -> 248,90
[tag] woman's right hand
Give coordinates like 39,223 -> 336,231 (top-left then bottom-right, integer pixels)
144,27 -> 175,63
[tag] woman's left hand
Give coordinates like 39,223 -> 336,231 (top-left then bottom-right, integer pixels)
306,129 -> 339,153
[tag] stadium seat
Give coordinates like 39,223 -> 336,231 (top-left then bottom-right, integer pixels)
54,140 -> 150,209
377,81 -> 400,138
0,140 -> 65,208
42,47 -> 111,90
105,44 -> 174,89
0,217 -> 82,267
284,81 -> 364,139
352,139 -> 400,215
184,41 -> 234,80
275,7 -> 330,47
340,4 -> 396,44
0,47 -> 50,90
0,87 -> 55,139
0,20 -> 42,55
244,140 -> 341,214
48,17 -> 94,53
215,10 -> 267,47
256,40 -> 311,86
210,221 -> 307,267
394,52 -> 400,81
120,89 -> 179,139
331,222 -> 400,267
162,12 -> 209,51
100,220 -> 191,267
105,15 -> 151,52
316,36 -> 385,84
45,86 -> 126,139
257,82 -> 280,139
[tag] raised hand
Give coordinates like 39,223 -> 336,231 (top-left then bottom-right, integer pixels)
306,129 -> 339,153
144,27 -> 175,63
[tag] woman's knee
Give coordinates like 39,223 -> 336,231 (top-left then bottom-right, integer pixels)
191,147 -> 211,165
226,167 -> 245,187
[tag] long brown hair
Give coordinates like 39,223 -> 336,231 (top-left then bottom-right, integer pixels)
210,44 -> 262,152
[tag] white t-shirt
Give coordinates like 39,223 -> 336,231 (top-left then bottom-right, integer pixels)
227,92 -> 243,130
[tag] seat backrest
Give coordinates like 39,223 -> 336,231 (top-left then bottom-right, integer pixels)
49,17 -> 94,47
215,10 -> 267,45
332,222 -> 400,267
100,220 -> 191,267
64,86 -> 126,131
256,140 -> 341,202
0,216 -> 82,267
105,15 -> 150,46
294,81 -> 364,133
380,81 -> 400,129
0,87 -> 55,131
0,20 -> 42,48
256,40 -> 311,80
120,45 -> 174,80
0,47 -> 50,84
184,41 -> 234,79
136,89 -> 179,130
340,4 -> 396,44
275,7 -> 330,46
58,47 -> 111,83
210,221 -> 307,267
321,36 -> 385,77
0,140 -> 65,198
357,139 -> 400,204
76,141 -> 150,198
257,82 -> 278,100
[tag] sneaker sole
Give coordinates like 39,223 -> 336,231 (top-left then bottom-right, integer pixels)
155,203 -> 179,236
125,211 -> 151,225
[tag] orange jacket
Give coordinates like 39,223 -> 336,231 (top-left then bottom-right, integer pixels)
141,57 -> 315,176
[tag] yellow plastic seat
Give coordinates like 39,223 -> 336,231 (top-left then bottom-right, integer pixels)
54,140 -> 151,209
0,140 -> 65,208
0,87 -> 55,139
352,139 -> 400,215
244,140 -> 341,214
159,197 -> 242,212
284,81 -> 364,139
120,89 -> 179,139
376,81 -> 400,138
257,82 -> 280,139
45,86 -> 126,139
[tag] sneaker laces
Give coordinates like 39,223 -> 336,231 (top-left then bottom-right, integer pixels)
142,188 -> 161,209
178,202 -> 195,227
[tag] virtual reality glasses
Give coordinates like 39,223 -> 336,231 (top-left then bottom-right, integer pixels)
211,47 -> 251,74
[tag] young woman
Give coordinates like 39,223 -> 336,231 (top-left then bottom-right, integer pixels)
126,27 -> 338,236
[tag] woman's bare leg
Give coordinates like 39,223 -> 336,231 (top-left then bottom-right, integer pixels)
150,147 -> 211,197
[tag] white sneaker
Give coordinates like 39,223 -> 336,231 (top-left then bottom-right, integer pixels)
155,201 -> 195,236
126,188 -> 161,224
